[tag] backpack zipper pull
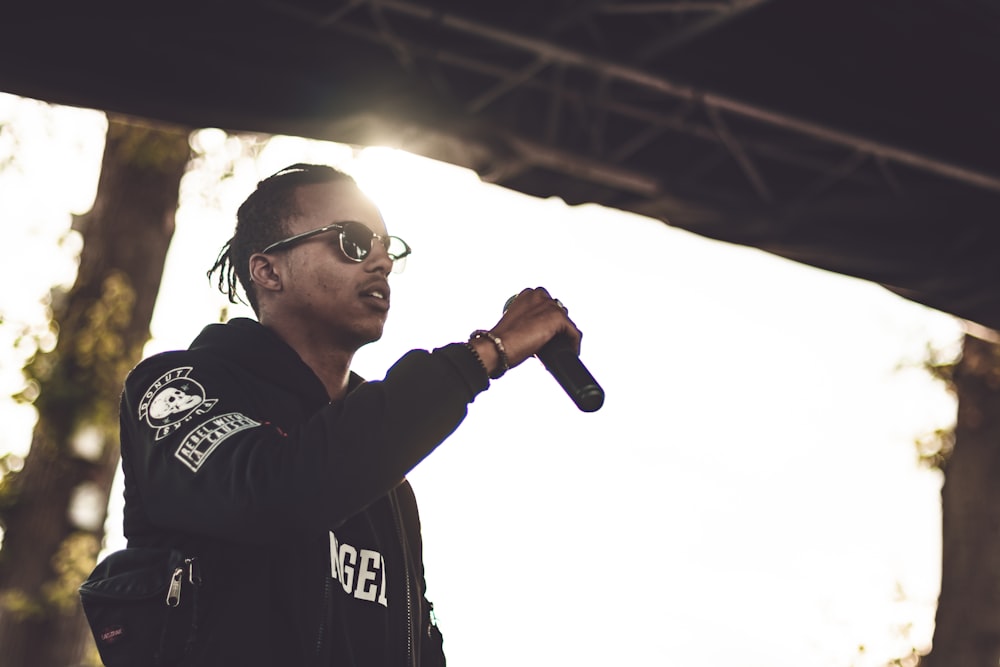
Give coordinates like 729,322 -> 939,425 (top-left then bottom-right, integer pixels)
166,566 -> 184,607
186,557 -> 202,586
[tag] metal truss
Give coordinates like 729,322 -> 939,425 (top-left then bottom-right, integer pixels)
260,0 -> 1000,209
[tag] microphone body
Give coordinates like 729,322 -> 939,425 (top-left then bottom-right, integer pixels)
537,334 -> 605,412
503,294 -> 605,412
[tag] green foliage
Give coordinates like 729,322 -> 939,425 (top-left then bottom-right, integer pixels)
922,340 -> 958,394
0,119 -> 19,172
0,587 -> 44,621
67,271 -> 139,396
42,532 -> 100,613
912,339 -> 960,470
885,650 -> 921,666
0,453 -> 25,514
2,307 -> 58,405
0,532 -> 99,619
109,117 -> 191,171
27,271 -> 138,443
1,272 -> 138,528
915,426 -> 956,470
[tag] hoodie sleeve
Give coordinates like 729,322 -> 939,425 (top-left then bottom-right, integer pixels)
120,343 -> 489,544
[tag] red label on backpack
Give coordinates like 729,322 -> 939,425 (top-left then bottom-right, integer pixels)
99,625 -> 126,645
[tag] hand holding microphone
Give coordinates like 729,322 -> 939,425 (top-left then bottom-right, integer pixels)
472,288 -> 604,412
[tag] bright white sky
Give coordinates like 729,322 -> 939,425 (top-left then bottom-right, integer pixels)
0,93 -> 964,667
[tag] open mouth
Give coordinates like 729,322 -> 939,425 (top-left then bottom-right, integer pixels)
360,283 -> 391,309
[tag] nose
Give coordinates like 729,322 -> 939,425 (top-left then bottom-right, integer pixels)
364,237 -> 393,276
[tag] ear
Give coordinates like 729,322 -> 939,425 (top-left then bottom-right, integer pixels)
248,252 -> 283,295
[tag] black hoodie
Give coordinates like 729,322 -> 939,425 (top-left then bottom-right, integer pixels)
119,318 -> 488,666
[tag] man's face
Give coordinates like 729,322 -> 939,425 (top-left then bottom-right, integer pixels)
275,180 -> 394,351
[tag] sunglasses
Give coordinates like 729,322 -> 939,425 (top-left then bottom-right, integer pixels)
261,221 -> 412,273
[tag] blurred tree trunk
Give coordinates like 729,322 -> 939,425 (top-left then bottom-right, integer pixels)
0,115 -> 190,667
922,332 -> 1000,667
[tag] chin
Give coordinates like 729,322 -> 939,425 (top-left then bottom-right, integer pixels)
355,327 -> 385,348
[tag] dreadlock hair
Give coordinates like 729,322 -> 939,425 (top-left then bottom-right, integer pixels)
207,163 -> 357,315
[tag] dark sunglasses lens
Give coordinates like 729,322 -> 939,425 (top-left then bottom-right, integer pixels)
340,222 -> 374,261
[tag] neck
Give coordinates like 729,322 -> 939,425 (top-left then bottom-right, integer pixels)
263,320 -> 356,401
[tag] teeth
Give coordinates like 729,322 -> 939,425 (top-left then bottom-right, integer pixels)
369,291 -> 385,299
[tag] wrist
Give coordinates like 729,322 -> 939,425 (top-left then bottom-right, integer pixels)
469,330 -> 510,379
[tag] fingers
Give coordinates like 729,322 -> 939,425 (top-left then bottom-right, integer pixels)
490,287 -> 582,368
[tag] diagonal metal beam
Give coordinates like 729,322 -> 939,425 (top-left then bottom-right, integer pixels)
544,63 -> 566,145
468,57 -> 550,113
610,124 -> 667,163
503,134 -> 661,195
630,0 -> 771,62
790,150 -> 870,206
368,2 -> 415,69
874,156 -> 904,197
705,103 -> 772,202
315,0 -> 370,27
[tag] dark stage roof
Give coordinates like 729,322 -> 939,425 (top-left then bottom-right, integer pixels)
4,0 -> 1000,329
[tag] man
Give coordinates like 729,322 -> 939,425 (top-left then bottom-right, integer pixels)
115,163 -> 581,666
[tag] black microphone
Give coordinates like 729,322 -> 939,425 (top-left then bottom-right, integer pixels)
504,296 -> 605,413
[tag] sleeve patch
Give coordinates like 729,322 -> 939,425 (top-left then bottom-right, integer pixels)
174,412 -> 261,473
138,366 -> 219,440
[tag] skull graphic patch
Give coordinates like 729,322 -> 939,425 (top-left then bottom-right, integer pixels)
138,367 -> 218,440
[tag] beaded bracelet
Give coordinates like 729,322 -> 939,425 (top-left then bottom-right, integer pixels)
469,329 -> 510,379
464,342 -> 490,379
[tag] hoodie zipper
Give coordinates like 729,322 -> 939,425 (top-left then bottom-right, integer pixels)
315,556 -> 332,661
390,490 -> 416,667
